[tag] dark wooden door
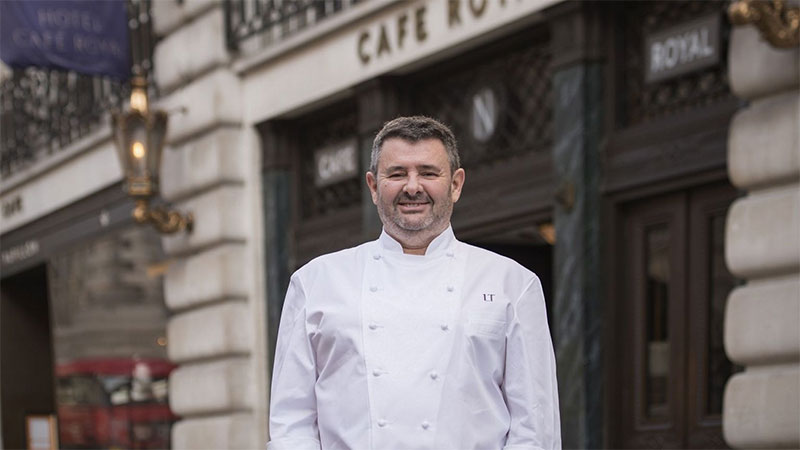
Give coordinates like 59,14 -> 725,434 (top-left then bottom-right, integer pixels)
612,182 -> 740,449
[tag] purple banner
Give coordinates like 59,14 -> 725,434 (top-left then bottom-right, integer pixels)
0,0 -> 130,79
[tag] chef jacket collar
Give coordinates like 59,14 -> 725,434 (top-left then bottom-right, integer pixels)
378,225 -> 456,257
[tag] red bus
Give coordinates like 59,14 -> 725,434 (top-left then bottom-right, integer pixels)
55,358 -> 178,449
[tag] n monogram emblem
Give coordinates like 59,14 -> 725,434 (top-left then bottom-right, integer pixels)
482,293 -> 495,302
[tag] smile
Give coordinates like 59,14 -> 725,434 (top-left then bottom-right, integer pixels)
397,202 -> 430,212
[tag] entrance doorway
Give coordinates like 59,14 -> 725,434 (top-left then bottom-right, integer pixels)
610,182 -> 741,449
469,224 -> 555,331
1,264 -> 56,449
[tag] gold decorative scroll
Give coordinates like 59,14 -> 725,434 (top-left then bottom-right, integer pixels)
729,0 -> 800,48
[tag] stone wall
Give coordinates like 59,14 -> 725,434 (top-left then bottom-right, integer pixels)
723,24 -> 800,448
152,2 -> 269,448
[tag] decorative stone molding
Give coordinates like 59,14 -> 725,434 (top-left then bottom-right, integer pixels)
151,0 -> 218,38
165,244 -> 248,311
171,414 -> 257,449
729,0 -> 800,48
161,128 -> 245,202
162,185 -> 248,256
725,186 -> 800,278
167,302 -> 252,363
169,357 -> 254,415
725,276 -> 800,365
724,367 -> 800,447
723,4 -> 800,447
157,68 -> 243,146
730,26 -> 800,99
728,91 -> 800,189
154,7 -> 230,93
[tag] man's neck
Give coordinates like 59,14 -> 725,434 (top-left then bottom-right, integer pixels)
385,224 -> 448,255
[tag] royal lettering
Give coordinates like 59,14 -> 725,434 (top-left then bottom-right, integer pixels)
645,15 -> 720,83
650,29 -> 713,74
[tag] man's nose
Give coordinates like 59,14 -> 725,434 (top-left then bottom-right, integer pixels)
403,173 -> 422,195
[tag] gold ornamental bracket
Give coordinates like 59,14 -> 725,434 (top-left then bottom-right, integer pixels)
133,200 -> 193,234
729,0 -> 800,48
113,76 -> 193,234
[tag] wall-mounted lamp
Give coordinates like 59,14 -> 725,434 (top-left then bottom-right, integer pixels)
113,76 -> 193,234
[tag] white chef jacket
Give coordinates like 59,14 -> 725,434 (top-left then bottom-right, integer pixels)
268,226 -> 561,450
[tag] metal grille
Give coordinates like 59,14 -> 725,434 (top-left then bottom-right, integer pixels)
298,103 -> 360,219
0,0 -> 154,178
225,0 -> 365,51
620,1 -> 732,127
409,39 -> 552,168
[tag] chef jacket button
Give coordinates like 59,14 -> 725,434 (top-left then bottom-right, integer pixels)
421,421 -> 430,430
368,323 -> 378,330
446,285 -> 454,292
377,419 -> 387,427
373,254 -> 381,260
429,371 -> 439,380
446,251 -> 454,257
440,324 -> 449,331
373,369 -> 381,377
370,285 -> 378,292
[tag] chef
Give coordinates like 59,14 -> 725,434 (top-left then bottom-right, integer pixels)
268,116 -> 561,450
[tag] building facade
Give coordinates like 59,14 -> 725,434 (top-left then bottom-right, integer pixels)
1,0 -> 797,449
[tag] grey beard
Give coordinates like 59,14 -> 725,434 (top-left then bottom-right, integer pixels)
377,192 -> 452,239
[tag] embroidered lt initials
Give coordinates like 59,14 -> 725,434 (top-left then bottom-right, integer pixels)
483,293 -> 495,302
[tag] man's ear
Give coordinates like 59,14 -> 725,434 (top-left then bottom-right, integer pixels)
451,168 -> 466,203
366,171 -> 379,205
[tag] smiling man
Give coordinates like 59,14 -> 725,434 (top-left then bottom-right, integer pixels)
268,116 -> 561,450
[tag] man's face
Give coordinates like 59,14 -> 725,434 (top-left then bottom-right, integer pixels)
366,138 -> 465,240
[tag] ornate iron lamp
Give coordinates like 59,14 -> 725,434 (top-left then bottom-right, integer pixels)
113,76 -> 192,233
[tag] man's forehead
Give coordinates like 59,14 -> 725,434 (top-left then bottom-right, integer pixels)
379,137 -> 448,165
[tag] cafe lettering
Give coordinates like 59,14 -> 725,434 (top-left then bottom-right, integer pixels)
357,0 -> 515,65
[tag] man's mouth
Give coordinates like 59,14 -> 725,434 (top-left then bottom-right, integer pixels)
397,198 -> 430,212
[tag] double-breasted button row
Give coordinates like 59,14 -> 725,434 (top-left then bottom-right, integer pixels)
375,419 -> 431,430
368,322 -> 448,331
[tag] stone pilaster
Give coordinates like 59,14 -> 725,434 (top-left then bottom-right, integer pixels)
153,2 -> 268,448
548,3 -> 605,448
723,24 -> 800,449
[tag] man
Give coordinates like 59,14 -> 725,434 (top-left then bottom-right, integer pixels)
268,116 -> 561,450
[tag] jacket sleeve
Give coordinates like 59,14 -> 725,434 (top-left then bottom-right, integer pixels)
502,275 -> 561,450
267,274 -> 321,450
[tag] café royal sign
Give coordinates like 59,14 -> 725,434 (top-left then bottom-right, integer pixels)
357,0 -> 522,65
645,14 -> 721,83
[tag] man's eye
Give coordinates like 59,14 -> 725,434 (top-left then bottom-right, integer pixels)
422,172 -> 438,177
387,173 -> 404,179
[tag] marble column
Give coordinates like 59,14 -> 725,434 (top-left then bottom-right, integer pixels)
258,121 -> 293,366
356,78 -> 402,239
549,3 -> 605,448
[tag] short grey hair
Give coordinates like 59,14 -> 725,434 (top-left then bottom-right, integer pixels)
370,116 -> 460,174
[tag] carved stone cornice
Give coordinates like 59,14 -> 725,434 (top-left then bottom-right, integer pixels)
729,0 -> 800,48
